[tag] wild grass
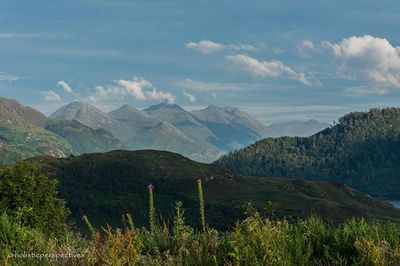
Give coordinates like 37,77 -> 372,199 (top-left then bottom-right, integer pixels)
2,181 -> 400,265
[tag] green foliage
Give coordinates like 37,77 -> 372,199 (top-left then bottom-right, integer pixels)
0,162 -> 70,235
216,108 -> 400,199
197,179 -> 207,232
148,184 -> 156,233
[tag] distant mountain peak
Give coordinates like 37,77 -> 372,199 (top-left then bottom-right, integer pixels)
144,102 -> 184,112
0,97 -> 49,127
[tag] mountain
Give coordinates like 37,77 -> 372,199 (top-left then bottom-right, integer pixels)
45,119 -> 123,154
109,104 -> 156,131
215,108 -> 400,200
192,105 -> 271,149
143,103 -> 225,151
30,150 -> 400,230
125,121 -> 222,162
0,98 -> 73,165
0,97 -> 49,127
50,101 -> 130,141
266,119 -> 330,137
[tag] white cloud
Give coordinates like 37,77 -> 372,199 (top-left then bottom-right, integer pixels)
0,72 -> 18,82
93,77 -> 175,103
146,90 -> 176,104
116,78 -> 150,100
0,33 -> 41,38
186,40 -> 264,54
0,32 -> 67,39
297,40 -> 315,54
41,90 -> 62,102
182,91 -> 196,102
186,40 -> 224,54
226,54 -> 313,86
176,78 -> 248,91
57,80 -> 73,93
325,35 -> 400,90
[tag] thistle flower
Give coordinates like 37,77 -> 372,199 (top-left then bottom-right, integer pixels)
197,179 -> 206,232
148,183 -> 156,232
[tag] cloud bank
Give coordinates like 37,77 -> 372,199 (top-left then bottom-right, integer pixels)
226,54 -> 313,86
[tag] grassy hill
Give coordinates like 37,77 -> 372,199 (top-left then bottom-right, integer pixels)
215,108 -> 400,200
30,150 -> 400,231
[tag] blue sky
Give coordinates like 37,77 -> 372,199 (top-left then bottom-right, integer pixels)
0,0 -> 400,124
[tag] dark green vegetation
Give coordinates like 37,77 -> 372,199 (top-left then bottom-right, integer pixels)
216,108 -> 400,200
2,161 -> 400,265
45,119 -> 123,154
28,150 -> 400,231
0,97 -> 123,165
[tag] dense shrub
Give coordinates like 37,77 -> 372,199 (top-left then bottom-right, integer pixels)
0,162 -> 69,235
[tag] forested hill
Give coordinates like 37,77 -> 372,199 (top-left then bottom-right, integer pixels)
215,108 -> 400,200
29,150 -> 400,230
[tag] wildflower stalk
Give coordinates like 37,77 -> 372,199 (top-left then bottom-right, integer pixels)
82,215 -> 96,236
148,183 -> 156,233
197,179 -> 206,232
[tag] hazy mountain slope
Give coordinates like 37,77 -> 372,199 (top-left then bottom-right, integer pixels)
266,119 -> 330,137
45,119 -> 123,154
31,150 -> 400,230
109,104 -> 157,131
50,102 -> 130,141
144,103 -> 225,151
125,122 -> 222,162
215,108 -> 400,200
193,105 -> 271,149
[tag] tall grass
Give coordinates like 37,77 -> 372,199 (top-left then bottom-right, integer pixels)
2,180 -> 400,265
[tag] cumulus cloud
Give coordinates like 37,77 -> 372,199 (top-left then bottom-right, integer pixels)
325,35 -> 400,90
297,40 -> 315,55
57,80 -> 73,93
146,89 -> 176,103
186,40 -> 264,54
94,77 -> 175,103
182,91 -> 196,102
41,90 -> 62,102
226,54 -> 313,86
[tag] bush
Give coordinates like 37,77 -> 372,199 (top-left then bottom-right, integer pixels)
0,162 -> 69,236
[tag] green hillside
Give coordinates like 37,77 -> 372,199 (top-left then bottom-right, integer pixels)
45,119 -> 123,154
0,121 -> 73,165
30,150 -> 400,231
215,108 -> 400,200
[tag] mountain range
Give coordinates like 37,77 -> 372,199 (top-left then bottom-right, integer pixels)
0,96 -> 328,164
215,108 -> 400,200
49,101 -> 329,162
